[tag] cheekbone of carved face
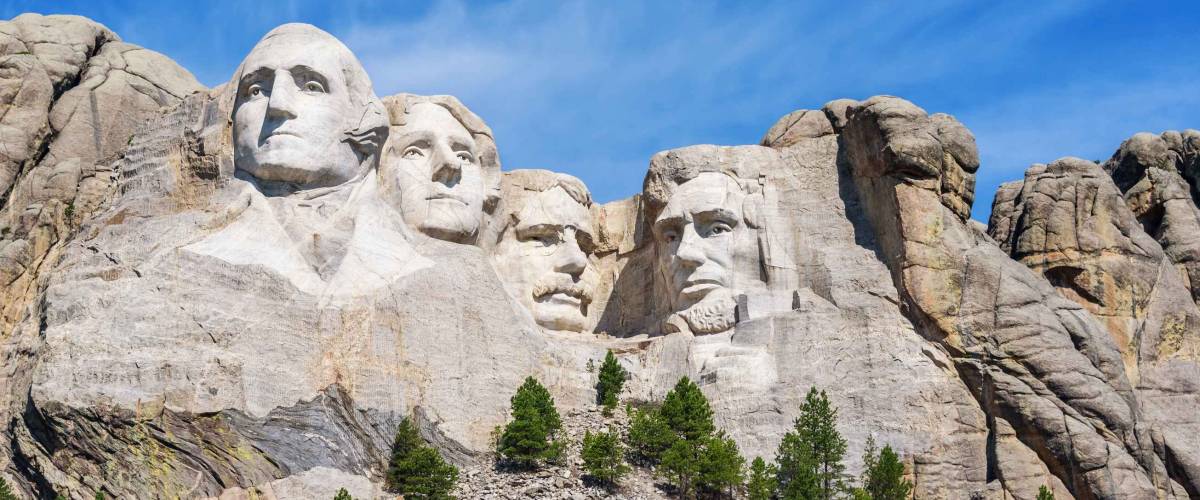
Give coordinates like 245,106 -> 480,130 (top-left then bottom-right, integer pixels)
653,171 -> 747,334
232,24 -> 381,189
493,170 -> 595,333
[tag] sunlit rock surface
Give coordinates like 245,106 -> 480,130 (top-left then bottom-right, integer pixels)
0,14 -> 1195,500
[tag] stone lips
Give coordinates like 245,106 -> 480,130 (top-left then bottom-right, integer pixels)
0,15 -> 1195,500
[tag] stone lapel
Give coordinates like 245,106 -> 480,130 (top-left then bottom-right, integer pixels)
183,174 -> 431,301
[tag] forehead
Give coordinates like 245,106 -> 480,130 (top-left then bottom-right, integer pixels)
516,186 -> 592,233
240,34 -> 346,81
398,102 -> 474,142
658,171 -> 744,220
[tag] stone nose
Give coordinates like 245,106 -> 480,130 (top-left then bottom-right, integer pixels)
555,228 -> 588,277
675,224 -> 706,267
430,144 -> 462,188
265,73 -> 298,120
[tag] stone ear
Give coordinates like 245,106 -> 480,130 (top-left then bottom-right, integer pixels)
344,98 -> 389,157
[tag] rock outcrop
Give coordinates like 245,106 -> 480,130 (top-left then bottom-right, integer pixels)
0,14 -> 1196,500
989,141 -> 1200,498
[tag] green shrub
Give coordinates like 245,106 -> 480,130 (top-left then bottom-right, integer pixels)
581,428 -> 630,486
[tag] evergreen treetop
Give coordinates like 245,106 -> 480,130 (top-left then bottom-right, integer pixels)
512,376 -> 562,435
385,416 -> 459,499
596,350 -> 628,410
581,428 -> 630,487
696,431 -> 745,498
747,457 -> 778,500
860,438 -> 912,500
333,487 -> 353,500
626,406 -> 675,464
776,387 -> 847,500
499,377 -> 563,469
659,376 -> 715,442
1037,485 -> 1056,500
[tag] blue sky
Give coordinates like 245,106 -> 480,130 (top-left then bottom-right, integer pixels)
8,1 -> 1200,221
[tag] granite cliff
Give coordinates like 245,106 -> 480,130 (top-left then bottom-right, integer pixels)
0,14 -> 1196,500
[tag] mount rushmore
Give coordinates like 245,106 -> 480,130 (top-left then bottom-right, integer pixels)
0,13 -> 1197,500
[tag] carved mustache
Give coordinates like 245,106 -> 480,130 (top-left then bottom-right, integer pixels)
532,277 -> 592,304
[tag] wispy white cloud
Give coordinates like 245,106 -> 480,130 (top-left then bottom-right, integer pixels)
9,0 -> 1197,223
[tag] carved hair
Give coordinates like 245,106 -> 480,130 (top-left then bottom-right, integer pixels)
642,146 -> 765,229
228,23 -> 388,159
382,93 -> 502,210
500,169 -> 592,208
485,169 -> 592,249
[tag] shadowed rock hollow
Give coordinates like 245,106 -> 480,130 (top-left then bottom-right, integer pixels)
0,14 -> 1196,500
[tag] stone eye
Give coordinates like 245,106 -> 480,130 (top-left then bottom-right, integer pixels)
456,152 -> 473,163
662,231 -> 678,243
303,81 -> 325,93
402,147 -> 424,159
710,223 -> 732,235
247,84 -> 264,97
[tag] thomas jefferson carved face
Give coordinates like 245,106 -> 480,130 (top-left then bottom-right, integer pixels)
233,26 -> 368,188
384,102 -> 486,243
653,171 -> 747,334
493,173 -> 594,333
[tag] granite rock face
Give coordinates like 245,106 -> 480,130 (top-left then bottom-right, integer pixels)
989,143 -> 1200,498
0,15 -> 1196,500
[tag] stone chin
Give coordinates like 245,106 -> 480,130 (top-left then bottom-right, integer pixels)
678,287 -> 737,334
402,195 -> 483,243
531,300 -> 587,333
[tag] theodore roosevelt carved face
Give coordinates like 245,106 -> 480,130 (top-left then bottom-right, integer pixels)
232,24 -> 384,189
381,95 -> 499,244
492,170 -> 595,333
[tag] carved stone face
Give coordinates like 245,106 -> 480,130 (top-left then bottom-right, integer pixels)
493,186 -> 594,332
385,102 -> 486,243
233,30 -> 362,188
653,172 -> 746,334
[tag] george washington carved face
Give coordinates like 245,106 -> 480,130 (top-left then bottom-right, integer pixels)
232,24 -> 384,189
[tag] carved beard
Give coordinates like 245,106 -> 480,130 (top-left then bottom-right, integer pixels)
679,288 -> 737,335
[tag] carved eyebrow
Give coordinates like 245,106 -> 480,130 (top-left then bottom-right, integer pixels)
289,65 -> 329,86
238,67 -> 272,87
653,214 -> 686,233
516,222 -> 564,236
695,207 -> 739,223
449,135 -> 476,152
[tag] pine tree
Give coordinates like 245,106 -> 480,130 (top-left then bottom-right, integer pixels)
0,476 -> 17,500
661,437 -> 704,498
1037,485 -> 1056,500
385,417 -> 459,498
333,487 -> 353,500
511,376 -> 562,436
626,406 -> 675,464
776,387 -> 847,500
747,457 -> 778,500
393,447 -> 459,499
596,350 -> 628,414
499,377 -> 563,468
581,428 -> 630,486
696,431 -> 745,498
659,377 -> 715,442
862,442 -> 912,500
